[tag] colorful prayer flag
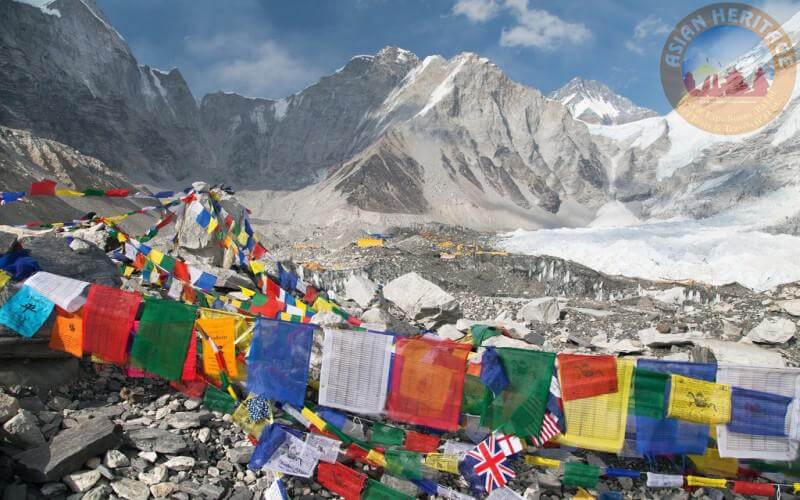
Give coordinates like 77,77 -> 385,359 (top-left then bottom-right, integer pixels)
728,386 -> 791,437
247,318 -> 315,407
631,368 -> 669,418
317,462 -> 366,500
0,285 -> 54,337
404,431 -> 441,453
558,354 -> 618,401
480,347 -> 510,396
129,298 -> 197,380
29,179 -> 56,196
197,317 -> 237,378
49,307 -> 83,357
370,422 -> 405,447
386,337 -> 471,432
563,462 -> 601,489
667,374 -> 731,424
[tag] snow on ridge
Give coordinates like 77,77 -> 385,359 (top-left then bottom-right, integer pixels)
273,98 -> 289,121
78,0 -> 126,41
11,0 -> 60,17
416,57 -> 468,117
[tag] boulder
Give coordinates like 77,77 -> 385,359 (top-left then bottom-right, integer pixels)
138,465 -> 167,485
743,317 -> 797,344
103,449 -> 129,469
2,409 -> 45,449
517,297 -> 560,325
695,339 -> 786,367
494,310 -> 531,339
436,324 -> 465,341
342,272 -> 376,307
779,299 -> 800,317
162,455 -> 195,471
0,393 -> 20,425
481,336 -> 540,351
13,417 -> 122,482
111,478 -> 151,500
638,328 -> 704,347
382,272 -> 460,326
603,338 -> 646,355
62,469 -> 101,493
0,230 -> 17,254
124,428 -> 191,454
166,411 -> 211,430
721,319 -> 742,338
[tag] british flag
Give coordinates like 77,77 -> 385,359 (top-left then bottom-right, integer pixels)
465,434 -> 516,493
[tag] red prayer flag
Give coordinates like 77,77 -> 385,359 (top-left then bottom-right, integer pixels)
386,337 -> 472,432
133,252 -> 146,270
83,285 -> 141,365
317,462 -> 366,500
173,260 -> 190,282
557,354 -> 618,401
303,286 -> 319,304
105,188 -> 130,197
731,481 -> 774,497
249,297 -> 283,318
170,379 -> 206,399
182,332 -> 198,381
29,179 -> 57,196
404,431 -> 441,453
251,242 -> 266,261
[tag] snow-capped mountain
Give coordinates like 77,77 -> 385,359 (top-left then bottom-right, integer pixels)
550,77 -> 658,125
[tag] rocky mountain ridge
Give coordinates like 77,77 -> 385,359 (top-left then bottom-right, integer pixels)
549,77 -> 658,125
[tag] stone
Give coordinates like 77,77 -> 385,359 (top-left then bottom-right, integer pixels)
2,409 -> 45,449
481,335 -> 539,351
95,464 -> 114,480
62,469 -> 101,493
604,338 -> 646,354
197,427 -> 211,444
198,483 -> 226,499
436,324 -> 465,340
40,482 -> 67,496
111,478 -> 151,500
163,456 -> 196,471
0,393 -> 20,425
382,272 -> 461,326
82,484 -> 113,500
104,449 -> 130,469
138,465 -> 167,485
638,328 -> 703,347
183,399 -> 201,410
567,333 -> 593,348
166,411 -> 210,430
655,322 -> 672,333
494,310 -> 531,339
343,272 -> 376,307
517,297 -> 560,324
85,457 -> 101,469
743,317 -> 797,344
151,482 -> 177,498
695,339 -> 786,367
360,307 -> 390,325
523,480 -> 540,500
125,428 -> 191,454
721,319 -> 742,338
778,299 -> 800,317
14,417 -> 122,482
565,307 -> 614,318
226,446 -> 254,464
138,451 -> 158,463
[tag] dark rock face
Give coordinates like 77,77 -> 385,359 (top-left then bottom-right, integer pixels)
13,417 -> 122,482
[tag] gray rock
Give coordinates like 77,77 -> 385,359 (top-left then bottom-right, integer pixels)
778,299 -> 800,317
743,317 -> 797,344
343,272 -> 376,307
111,478 -> 151,500
517,297 -> 560,324
226,446 -> 254,464
436,324 -> 465,340
380,474 -> 418,496
721,319 -> 743,338
695,339 -> 786,367
481,335 -> 540,350
40,482 -> 67,496
14,416 -> 122,482
166,411 -> 211,430
62,469 -> 101,493
382,272 -> 461,326
138,451 -> 157,463
104,449 -> 130,469
638,327 -> 703,347
2,409 -> 45,449
0,231 -> 16,254
138,465 -> 167,486
82,484 -> 113,500
125,428 -> 191,454
0,393 -> 20,425
198,483 -> 226,499
150,482 -> 177,498
163,456 -> 196,471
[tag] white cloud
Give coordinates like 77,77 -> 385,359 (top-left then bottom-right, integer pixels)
452,0 -> 500,23
499,0 -> 591,50
625,15 -> 670,55
185,34 -> 323,98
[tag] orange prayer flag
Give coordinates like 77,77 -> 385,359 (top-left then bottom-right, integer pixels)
198,317 -> 237,378
49,307 -> 83,358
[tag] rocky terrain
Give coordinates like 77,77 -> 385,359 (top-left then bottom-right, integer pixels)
549,78 -> 658,126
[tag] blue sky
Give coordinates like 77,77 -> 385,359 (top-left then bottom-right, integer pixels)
97,0 -> 800,114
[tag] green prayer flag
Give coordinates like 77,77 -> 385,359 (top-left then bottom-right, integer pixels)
159,255 -> 176,273
83,188 -> 105,196
130,298 -> 197,380
632,368 -> 669,418
362,478 -> 413,500
203,385 -> 237,414
252,293 -> 267,306
462,374 -> 489,415
480,348 -> 555,437
385,450 -> 423,481
470,324 -> 501,347
370,422 -> 405,447
563,462 -> 601,489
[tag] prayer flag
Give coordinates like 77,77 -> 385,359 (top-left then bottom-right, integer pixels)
646,473 -> 683,488
370,423 -> 405,447
385,449 -> 423,481
181,333 -> 198,381
29,179 -> 56,196
129,298 -> 197,380
557,360 -> 633,453
203,385 -> 237,414
0,270 -> 9,290
685,476 -> 727,488
197,317 -> 237,378
563,462 -> 601,489
404,431 -> 440,453
248,318 -> 315,407
424,453 -> 460,473
731,481 -> 775,496
25,271 -> 88,312
631,368 -> 669,418
105,188 -> 130,197
558,354 -> 618,401
319,328 -> 393,415
667,374 -> 731,424
480,347 -> 510,396
480,348 -> 555,438
386,337 -> 471,432
728,386 -> 791,437
0,285 -> 54,337
362,478 -> 413,500
49,307 -> 83,357
470,325 -> 501,347
317,462 -> 366,500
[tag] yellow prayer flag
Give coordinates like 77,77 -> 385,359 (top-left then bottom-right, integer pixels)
524,455 -> 561,468
357,238 -> 383,248
301,408 -> 327,431
574,489 -> 595,499
0,270 -> 10,290
117,232 -> 128,243
279,312 -> 292,322
55,188 -> 85,197
686,476 -> 727,488
794,483 -> 800,494
232,396 -> 267,439
123,266 -> 135,277
230,299 -> 242,308
688,446 -> 738,478
149,248 -> 165,265
366,449 -> 387,468
237,230 -> 248,246
667,374 -> 731,424
250,261 -> 266,274
207,217 -> 218,234
424,453 -> 460,474
240,287 -> 256,298
198,317 -> 238,378
313,297 -> 334,313
556,360 -> 633,453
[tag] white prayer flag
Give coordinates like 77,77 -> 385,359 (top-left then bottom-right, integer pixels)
716,365 -> 800,461
443,439 -> 475,460
319,328 -> 393,415
304,433 -> 341,463
646,472 -> 684,488
487,488 -> 525,500
264,431 -> 319,478
24,272 -> 88,313
437,485 -> 477,500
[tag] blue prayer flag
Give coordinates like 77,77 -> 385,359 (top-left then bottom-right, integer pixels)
249,423 -> 288,470
248,318 -> 315,407
317,407 -> 348,429
195,209 -> 211,228
480,347 -> 510,396
0,250 -> 40,281
0,285 -> 54,338
277,263 -> 298,292
729,386 -> 791,437
193,272 -> 217,291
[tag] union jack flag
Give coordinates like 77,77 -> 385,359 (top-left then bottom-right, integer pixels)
465,434 -> 516,492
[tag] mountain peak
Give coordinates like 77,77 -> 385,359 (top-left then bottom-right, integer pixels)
550,77 -> 657,125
